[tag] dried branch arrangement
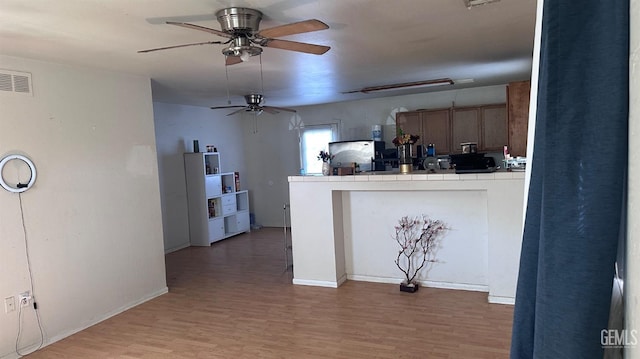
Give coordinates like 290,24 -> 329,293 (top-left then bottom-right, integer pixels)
393,215 -> 449,287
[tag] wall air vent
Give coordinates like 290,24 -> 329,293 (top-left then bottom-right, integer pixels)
0,70 -> 33,96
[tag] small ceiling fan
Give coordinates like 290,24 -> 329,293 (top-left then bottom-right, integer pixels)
139,7 -> 330,65
211,94 -> 296,116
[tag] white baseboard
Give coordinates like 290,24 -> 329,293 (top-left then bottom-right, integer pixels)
1,287 -> 169,359
420,280 -> 488,292
337,274 -> 347,286
347,274 -> 489,293
292,278 -> 339,288
488,295 -> 515,305
164,242 -> 190,254
347,274 -> 398,284
293,275 -> 503,305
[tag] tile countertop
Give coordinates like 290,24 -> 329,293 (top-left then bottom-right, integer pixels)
289,169 -> 526,182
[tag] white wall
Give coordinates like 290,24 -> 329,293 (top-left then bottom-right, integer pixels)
345,190 -> 489,287
153,102 -> 248,252
242,85 -> 507,227
0,55 -> 167,358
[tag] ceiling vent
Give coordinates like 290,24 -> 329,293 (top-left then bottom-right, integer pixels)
0,70 -> 33,96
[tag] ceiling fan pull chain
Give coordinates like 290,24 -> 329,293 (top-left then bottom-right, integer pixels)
225,57 -> 231,104
254,112 -> 258,134
260,54 -> 265,104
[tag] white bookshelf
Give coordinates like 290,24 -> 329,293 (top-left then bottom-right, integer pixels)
184,152 -> 250,246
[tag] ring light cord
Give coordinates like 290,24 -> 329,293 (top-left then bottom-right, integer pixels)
15,192 -> 45,355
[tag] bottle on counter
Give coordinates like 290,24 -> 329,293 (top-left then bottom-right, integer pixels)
427,144 -> 435,157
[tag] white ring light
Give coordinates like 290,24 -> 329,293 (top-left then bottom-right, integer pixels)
0,154 -> 37,193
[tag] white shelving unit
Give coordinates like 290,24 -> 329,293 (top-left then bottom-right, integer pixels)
184,152 -> 250,246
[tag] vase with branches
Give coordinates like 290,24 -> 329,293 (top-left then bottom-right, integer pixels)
393,215 -> 448,292
317,150 -> 333,176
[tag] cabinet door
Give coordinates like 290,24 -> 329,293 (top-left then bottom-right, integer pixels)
507,81 -> 531,157
422,109 -> 451,155
208,218 -> 225,243
205,176 -> 222,197
451,108 -> 480,153
480,105 -> 508,152
236,211 -> 250,232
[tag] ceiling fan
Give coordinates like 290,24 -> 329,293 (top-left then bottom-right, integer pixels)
211,94 -> 296,116
139,7 -> 330,65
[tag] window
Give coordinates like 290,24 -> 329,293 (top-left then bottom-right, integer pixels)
300,124 -> 338,175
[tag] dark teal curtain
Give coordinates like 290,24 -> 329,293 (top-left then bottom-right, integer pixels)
510,1 -> 629,358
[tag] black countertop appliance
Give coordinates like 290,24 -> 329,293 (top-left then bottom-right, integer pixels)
449,153 -> 497,173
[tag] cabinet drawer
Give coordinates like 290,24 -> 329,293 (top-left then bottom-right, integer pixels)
222,204 -> 236,215
221,195 -> 236,206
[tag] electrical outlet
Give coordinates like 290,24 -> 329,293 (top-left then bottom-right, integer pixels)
4,296 -> 16,313
18,291 -> 31,307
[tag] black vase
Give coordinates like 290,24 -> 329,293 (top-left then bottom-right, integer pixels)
400,282 -> 419,293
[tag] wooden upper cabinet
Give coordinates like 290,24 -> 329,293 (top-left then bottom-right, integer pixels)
507,80 -> 531,157
422,109 -> 451,155
480,105 -> 508,151
395,102 -> 509,155
396,109 -> 451,155
451,108 -> 480,153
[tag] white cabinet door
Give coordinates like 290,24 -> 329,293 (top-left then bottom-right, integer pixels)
208,218 -> 225,243
205,176 -> 222,197
236,211 -> 250,232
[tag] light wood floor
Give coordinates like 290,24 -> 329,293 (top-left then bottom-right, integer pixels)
28,227 -> 514,358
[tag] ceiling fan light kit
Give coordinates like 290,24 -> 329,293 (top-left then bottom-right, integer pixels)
217,7 -> 263,62
221,37 -> 263,62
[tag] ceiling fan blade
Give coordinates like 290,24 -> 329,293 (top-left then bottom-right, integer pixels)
226,108 -> 248,116
225,56 -> 243,66
138,41 -> 222,53
263,106 -> 297,113
210,105 -> 246,110
258,19 -> 329,38
261,107 -> 280,114
166,21 -> 233,39
263,39 -> 330,55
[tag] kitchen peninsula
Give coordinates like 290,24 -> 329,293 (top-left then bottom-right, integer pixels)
288,170 -> 525,304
